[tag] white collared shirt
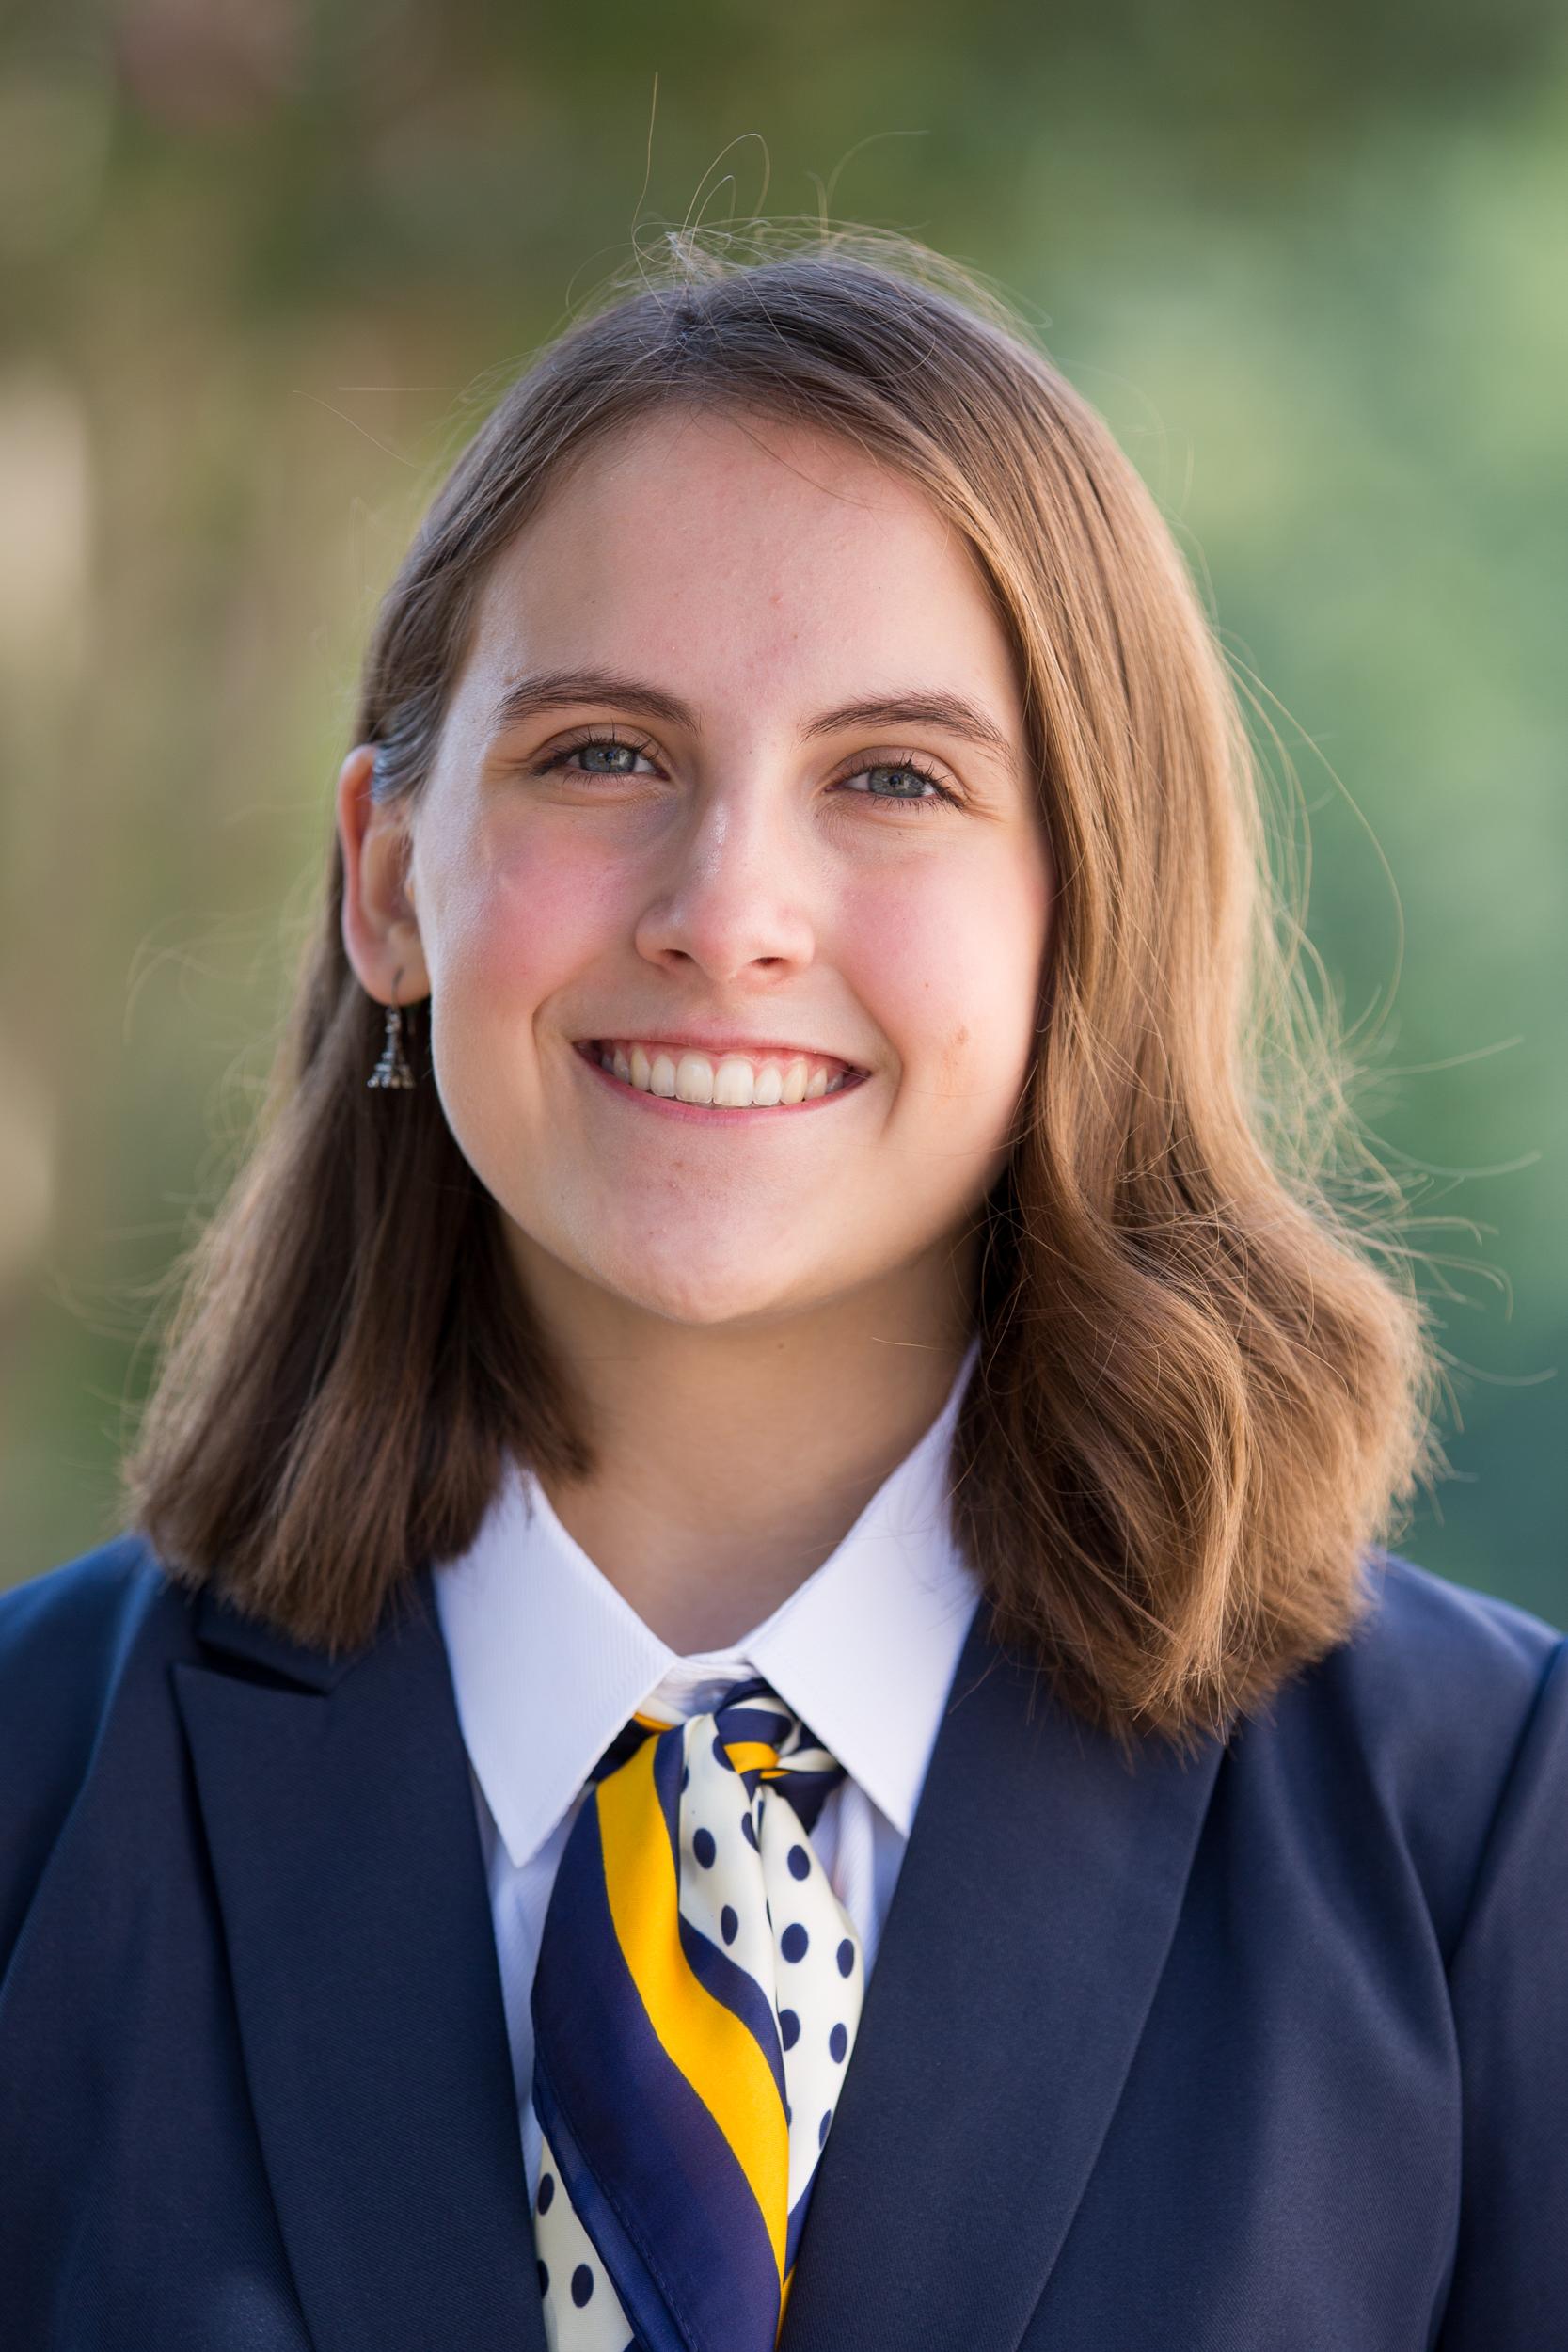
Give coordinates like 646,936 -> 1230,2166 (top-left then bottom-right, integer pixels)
433,1334 -> 982,2197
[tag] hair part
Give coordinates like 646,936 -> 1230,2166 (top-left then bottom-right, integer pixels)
119,220 -> 1446,1755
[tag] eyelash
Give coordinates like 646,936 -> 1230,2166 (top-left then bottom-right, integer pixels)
528,729 -> 964,816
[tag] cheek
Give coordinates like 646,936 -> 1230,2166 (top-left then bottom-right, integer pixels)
853,864 -> 1046,1104
436,836 -> 610,1010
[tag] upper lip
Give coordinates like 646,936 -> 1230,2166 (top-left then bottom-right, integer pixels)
579,1031 -> 868,1073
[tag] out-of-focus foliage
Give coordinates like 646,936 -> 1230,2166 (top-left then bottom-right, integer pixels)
2,0 -> 1563,1621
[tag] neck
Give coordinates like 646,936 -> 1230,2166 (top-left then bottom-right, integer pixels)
520,1250 -> 978,1653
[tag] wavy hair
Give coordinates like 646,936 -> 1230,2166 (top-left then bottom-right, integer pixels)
120,223 -> 1445,1752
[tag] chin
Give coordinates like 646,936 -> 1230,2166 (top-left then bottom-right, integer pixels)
582,1243 -> 815,1330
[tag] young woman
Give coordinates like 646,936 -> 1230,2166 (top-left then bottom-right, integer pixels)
2,230 -> 1561,2352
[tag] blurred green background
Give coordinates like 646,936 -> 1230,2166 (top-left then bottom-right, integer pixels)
2,2 -> 1563,1624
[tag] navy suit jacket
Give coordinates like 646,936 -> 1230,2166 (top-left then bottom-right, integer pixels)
1,1531 -> 1564,2351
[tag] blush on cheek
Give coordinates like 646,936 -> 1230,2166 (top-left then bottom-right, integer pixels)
863,861 -> 1038,1109
858,882 -> 978,998
456,850 -> 605,996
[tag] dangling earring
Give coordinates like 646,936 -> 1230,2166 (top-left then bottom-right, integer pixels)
367,971 -> 419,1089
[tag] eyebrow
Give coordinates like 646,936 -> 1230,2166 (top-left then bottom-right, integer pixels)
484,666 -> 1023,786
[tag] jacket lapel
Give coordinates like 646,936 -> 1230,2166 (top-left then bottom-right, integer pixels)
172,1567 -> 546,2352
172,1559 -> 1225,2352
780,1604 -> 1228,2352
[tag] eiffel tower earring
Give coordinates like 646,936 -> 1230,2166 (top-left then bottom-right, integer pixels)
367,978 -> 419,1090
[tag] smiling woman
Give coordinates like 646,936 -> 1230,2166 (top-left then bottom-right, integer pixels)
325,390 -> 1053,1625
3,224 -> 1563,2350
113,239 -> 1432,1719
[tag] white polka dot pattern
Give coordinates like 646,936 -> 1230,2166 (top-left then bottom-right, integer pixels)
676,1713 -> 865,2225
531,2131 -> 636,2352
531,1682 -> 865,2352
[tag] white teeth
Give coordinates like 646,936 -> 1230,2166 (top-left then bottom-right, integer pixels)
675,1053 -> 715,1105
711,1057 -> 754,1107
594,1041 -> 855,1109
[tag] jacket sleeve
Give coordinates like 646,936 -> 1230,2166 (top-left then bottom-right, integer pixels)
1438,1630 -> 1568,2347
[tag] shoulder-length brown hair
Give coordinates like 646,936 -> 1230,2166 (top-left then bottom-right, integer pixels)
120,223 -> 1444,1753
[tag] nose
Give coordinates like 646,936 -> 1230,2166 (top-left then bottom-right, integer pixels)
630,780 -> 817,983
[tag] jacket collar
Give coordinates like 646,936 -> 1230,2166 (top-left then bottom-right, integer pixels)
177,1562 -> 1226,2352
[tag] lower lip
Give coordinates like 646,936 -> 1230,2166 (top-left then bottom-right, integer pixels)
573,1041 -> 870,1124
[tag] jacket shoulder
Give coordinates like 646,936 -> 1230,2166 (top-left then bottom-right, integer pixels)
1258,1548 -> 1566,1958
1340,1547 -> 1562,1738
0,1529 -> 195,1705
0,1533 -> 199,1965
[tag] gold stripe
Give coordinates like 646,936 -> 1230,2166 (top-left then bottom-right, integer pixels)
596,1737 -> 789,2282
721,1740 -> 779,1775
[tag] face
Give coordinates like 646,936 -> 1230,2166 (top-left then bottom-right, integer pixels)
340,405 -> 1053,1343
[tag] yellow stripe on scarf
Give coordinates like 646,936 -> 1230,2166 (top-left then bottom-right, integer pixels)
595,1735 -> 790,2285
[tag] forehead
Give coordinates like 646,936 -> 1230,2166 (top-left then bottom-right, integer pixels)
458,405 -> 1020,716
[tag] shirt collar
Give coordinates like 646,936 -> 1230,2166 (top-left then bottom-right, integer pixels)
433,1334 -> 983,1870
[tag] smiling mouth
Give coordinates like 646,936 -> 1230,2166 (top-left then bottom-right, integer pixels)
577,1039 -> 868,1111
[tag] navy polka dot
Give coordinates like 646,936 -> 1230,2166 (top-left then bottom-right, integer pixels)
830,2022 -> 848,2062
571,2263 -> 594,2308
681,1765 -> 689,1789
787,1844 -> 810,1881
784,2099 -> 792,2125
537,2171 -> 555,2213
692,1827 -> 716,1867
818,2108 -> 833,2148
779,2008 -> 800,2049
836,1938 -> 855,1978
781,1922 -> 809,1963
537,2260 -> 549,2296
740,1812 -> 758,1851
721,1904 -> 738,1945
712,1733 -> 734,1769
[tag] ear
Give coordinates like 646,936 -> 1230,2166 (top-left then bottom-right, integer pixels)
337,745 -> 431,1001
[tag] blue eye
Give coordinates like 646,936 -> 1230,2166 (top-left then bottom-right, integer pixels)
533,735 -> 962,815
531,727 -> 659,781
833,761 -> 960,814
